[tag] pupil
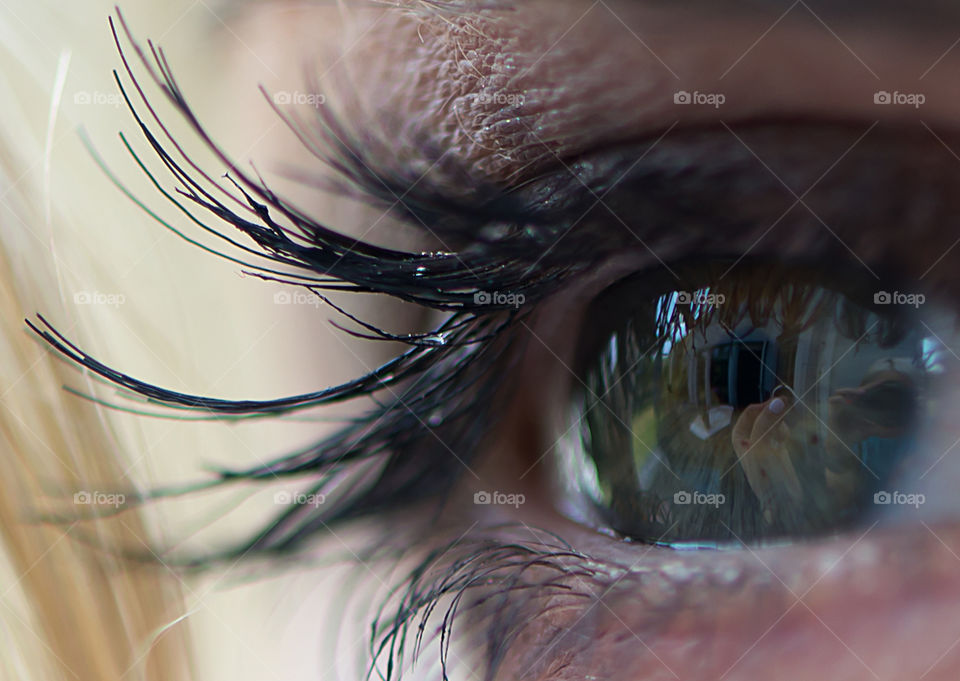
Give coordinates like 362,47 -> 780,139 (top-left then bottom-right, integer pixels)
709,340 -> 774,409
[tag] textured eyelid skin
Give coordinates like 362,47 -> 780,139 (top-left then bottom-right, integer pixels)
483,517 -> 960,681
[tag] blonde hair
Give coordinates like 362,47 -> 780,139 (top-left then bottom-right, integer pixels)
0,2 -> 197,678
0,2 -> 439,678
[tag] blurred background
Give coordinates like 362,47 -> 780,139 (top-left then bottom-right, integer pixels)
0,1 -> 409,678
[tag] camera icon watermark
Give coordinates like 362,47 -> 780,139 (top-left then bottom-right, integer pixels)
673,490 -> 726,508
873,91 -> 925,108
476,90 -> 525,107
676,291 -> 725,306
873,490 -> 925,508
473,290 -> 525,309
73,490 -> 126,508
73,90 -> 122,107
73,291 -> 126,307
873,290 -> 925,308
473,490 -> 526,508
674,90 -> 726,108
273,290 -> 323,308
273,490 -> 326,507
273,90 -> 325,108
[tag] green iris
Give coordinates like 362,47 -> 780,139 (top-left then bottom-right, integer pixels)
557,263 -> 944,546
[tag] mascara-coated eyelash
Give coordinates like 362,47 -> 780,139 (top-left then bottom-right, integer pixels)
23,11 -> 621,681
37,9 -> 955,681
26,10 -> 583,563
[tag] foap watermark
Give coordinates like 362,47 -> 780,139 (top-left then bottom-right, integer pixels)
673,490 -> 726,508
874,290 -> 925,308
274,290 -> 323,308
274,490 -> 326,507
476,90 -> 525,107
676,291 -> 726,306
74,490 -> 126,508
74,291 -> 125,307
474,490 -> 526,508
874,490 -> 925,508
473,290 -> 525,309
273,90 -> 326,108
73,90 -> 122,107
674,90 -> 725,108
874,90 -> 925,108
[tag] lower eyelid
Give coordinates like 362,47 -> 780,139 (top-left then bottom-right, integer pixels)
470,514 -> 960,681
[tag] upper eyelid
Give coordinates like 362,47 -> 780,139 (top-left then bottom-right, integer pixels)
230,5 -> 960,232
345,3 -> 960,191
504,120 -> 960,284
326,115 -> 960,293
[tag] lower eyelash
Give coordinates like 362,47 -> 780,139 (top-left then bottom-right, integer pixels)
370,524 -> 599,681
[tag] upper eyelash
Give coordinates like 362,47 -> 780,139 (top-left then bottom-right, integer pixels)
25,9 -> 577,562
24,10 -> 620,678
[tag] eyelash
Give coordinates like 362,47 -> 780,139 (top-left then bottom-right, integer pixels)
28,11 -> 603,676
26,10 -> 573,565
34,8 -> 955,681
44,8 -> 920,680
369,526 -> 603,681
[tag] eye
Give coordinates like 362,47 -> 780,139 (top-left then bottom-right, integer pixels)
554,261 -> 950,547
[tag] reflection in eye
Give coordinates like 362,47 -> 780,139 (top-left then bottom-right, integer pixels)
557,263 -> 950,546
20,3 -> 960,680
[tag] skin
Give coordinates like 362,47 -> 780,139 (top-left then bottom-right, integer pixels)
731,396 -> 804,519
218,1 -> 960,679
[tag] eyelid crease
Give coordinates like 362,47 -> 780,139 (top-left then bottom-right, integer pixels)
509,120 -> 960,290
